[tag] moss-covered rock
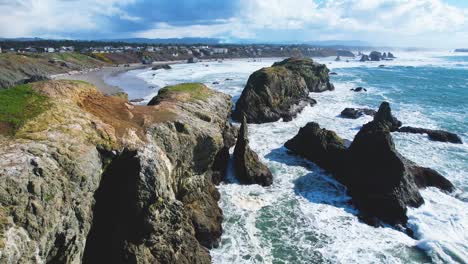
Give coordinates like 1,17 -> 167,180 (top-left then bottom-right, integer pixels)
233,57 -> 333,123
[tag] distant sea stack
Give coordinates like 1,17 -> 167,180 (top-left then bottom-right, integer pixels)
454,49 -> 468,52
232,57 -> 334,123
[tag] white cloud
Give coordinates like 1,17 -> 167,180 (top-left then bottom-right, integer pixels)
0,0 -> 139,37
133,0 -> 467,47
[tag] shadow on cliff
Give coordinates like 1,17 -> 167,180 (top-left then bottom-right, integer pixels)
82,149 -> 144,264
264,146 -> 357,215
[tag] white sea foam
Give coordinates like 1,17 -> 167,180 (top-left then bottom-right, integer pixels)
117,52 -> 467,263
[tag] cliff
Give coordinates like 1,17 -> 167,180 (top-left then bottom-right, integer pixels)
0,53 -> 106,89
0,80 -> 234,263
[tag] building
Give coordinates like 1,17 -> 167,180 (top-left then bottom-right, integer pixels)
212,48 -> 228,54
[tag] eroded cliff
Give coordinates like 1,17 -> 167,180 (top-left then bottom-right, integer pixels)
0,80 -> 234,263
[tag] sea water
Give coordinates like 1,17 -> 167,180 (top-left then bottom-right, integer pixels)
109,52 -> 468,263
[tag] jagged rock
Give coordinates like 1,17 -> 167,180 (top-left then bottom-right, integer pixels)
232,57 -> 333,123
360,55 -> 370,62
329,72 -> 338,75
335,56 -> 341,61
285,102 -> 455,231
152,64 -> 172,70
343,121 -> 424,227
340,108 -> 376,119
408,165 -> 455,192
373,102 -> 402,131
388,52 -> 396,59
0,80 -> 233,263
398,126 -> 463,144
369,51 -> 382,61
285,122 -> 346,173
351,87 -> 367,92
383,52 -> 387,58
233,117 -> 273,186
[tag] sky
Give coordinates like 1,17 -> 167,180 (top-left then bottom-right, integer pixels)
0,0 -> 467,48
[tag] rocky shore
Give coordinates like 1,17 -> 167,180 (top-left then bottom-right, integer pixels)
0,56 -> 462,263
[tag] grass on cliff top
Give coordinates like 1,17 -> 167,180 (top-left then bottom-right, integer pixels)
158,83 -> 212,101
0,84 -> 50,134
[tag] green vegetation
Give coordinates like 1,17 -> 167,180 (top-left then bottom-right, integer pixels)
0,84 -> 50,133
90,53 -> 114,64
159,83 -> 212,101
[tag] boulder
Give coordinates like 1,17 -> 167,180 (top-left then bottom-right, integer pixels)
373,102 -> 402,131
351,87 -> 367,92
369,51 -> 382,61
233,117 -> 273,186
398,126 -> 463,144
388,52 -> 396,59
329,72 -> 338,75
233,57 -> 333,123
285,122 -> 346,173
340,108 -> 376,119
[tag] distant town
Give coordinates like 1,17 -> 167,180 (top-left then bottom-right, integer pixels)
0,39 -> 361,64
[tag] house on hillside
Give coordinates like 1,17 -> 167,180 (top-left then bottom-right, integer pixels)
213,48 -> 228,54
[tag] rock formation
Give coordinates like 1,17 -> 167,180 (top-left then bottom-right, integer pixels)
340,108 -> 376,119
0,80 -> 234,263
232,57 -> 334,123
233,117 -> 273,186
398,126 -> 463,144
373,102 -> 402,131
152,64 -> 172,70
388,52 -> 396,58
285,102 -> 454,231
369,51 -> 382,61
284,122 -> 346,173
360,55 -> 369,62
350,87 -> 367,92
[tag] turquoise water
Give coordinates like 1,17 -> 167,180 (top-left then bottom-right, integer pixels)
117,53 -> 468,263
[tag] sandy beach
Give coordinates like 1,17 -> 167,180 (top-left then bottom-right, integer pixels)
52,61 -> 185,95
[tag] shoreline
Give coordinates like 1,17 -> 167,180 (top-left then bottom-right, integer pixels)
52,60 -> 185,95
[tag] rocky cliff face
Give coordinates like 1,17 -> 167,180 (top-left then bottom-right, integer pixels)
232,57 -> 334,123
0,80 -> 233,263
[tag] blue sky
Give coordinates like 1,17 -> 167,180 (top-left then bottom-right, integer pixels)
0,0 -> 467,48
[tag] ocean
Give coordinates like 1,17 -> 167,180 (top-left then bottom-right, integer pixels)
107,52 -> 468,263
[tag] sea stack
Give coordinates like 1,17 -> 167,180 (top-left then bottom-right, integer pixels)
233,116 -> 273,186
232,57 -> 334,123
285,102 -> 454,231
